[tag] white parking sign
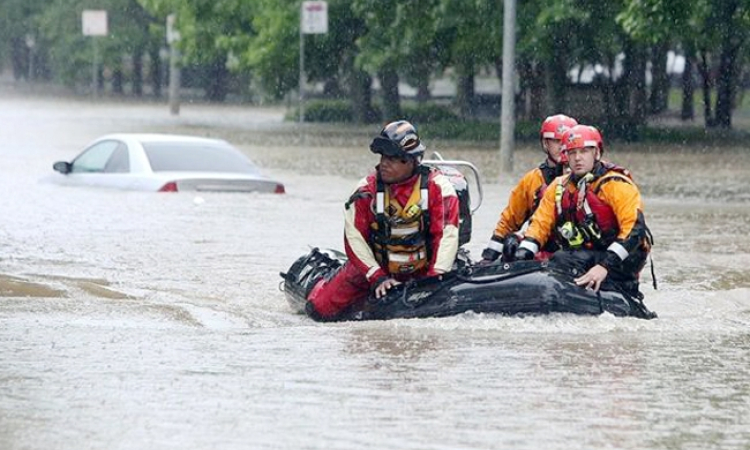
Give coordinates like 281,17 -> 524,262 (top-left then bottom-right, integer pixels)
82,10 -> 108,36
301,1 -> 328,34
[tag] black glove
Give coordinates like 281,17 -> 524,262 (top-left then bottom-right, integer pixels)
514,247 -> 535,261
480,247 -> 501,262
500,234 -> 521,262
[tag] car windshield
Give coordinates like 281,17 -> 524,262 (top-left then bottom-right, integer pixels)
142,141 -> 261,174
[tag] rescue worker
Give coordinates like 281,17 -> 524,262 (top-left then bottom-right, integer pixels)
306,120 -> 460,320
481,114 -> 578,263
514,124 -> 652,295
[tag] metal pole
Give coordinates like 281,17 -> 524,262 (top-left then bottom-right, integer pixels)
299,21 -> 305,143
499,0 -> 517,174
28,49 -> 34,81
92,38 -> 99,98
168,45 -> 181,115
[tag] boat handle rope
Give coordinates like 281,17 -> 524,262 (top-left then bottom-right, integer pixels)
454,264 -> 545,285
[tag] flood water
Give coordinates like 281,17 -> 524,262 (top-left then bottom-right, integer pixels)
1,89 -> 749,450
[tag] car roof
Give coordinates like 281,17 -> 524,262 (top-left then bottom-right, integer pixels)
94,133 -> 229,146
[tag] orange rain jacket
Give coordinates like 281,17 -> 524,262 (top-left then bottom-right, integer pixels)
484,161 -> 561,257
521,163 -> 650,272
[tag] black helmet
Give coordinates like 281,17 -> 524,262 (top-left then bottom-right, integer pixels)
369,120 -> 426,159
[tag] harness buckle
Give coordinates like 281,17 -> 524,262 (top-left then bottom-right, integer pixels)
559,221 -> 585,248
579,217 -> 602,241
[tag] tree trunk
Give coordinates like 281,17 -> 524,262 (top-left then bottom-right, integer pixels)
681,50 -> 695,121
411,47 -> 432,105
379,65 -> 401,120
416,81 -> 431,104
631,43 -> 648,128
112,66 -> 124,95
715,0 -> 744,129
455,58 -> 476,118
715,45 -> 740,129
148,44 -> 162,98
323,78 -> 342,97
649,42 -> 669,114
697,50 -> 714,127
611,38 -> 646,140
205,57 -> 229,102
352,69 -> 374,123
132,47 -> 144,97
516,59 -> 531,120
598,53 -> 618,122
545,30 -> 568,114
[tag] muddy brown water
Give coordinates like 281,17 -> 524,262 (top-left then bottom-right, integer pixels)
1,92 -> 749,450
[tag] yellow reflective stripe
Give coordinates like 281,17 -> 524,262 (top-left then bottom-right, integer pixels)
555,179 -> 565,216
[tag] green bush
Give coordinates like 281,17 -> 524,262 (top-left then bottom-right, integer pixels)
291,99 -> 354,122
286,100 -> 550,143
290,100 -> 461,125
401,103 -> 459,123
419,120 -> 498,140
288,99 -> 383,123
418,118 -> 542,141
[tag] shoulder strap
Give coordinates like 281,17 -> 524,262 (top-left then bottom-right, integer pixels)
419,166 -> 433,260
592,172 -> 634,194
554,174 -> 571,217
374,172 -> 390,263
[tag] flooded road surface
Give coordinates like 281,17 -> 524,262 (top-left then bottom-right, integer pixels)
1,91 -> 749,450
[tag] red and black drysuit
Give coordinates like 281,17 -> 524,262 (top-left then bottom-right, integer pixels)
307,166 -> 460,319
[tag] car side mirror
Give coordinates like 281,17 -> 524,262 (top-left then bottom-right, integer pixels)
53,161 -> 71,174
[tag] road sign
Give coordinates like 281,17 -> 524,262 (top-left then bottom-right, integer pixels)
82,10 -> 108,36
301,1 -> 328,34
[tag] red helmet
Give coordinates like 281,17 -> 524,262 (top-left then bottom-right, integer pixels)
560,125 -> 604,163
540,114 -> 578,141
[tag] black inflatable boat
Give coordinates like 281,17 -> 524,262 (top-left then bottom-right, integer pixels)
280,153 -> 655,322
279,247 -> 657,321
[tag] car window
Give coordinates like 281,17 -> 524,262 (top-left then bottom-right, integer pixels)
143,141 -> 261,174
71,140 -> 121,173
103,143 -> 130,173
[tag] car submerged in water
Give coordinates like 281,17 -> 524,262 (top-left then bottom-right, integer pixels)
50,133 -> 285,194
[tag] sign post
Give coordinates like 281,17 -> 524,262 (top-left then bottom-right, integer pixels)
299,1 -> 328,134
82,10 -> 108,98
25,34 -> 35,81
166,14 -> 181,116
499,0 -> 516,174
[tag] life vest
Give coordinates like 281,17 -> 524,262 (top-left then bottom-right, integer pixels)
370,167 -> 431,275
553,163 -> 633,250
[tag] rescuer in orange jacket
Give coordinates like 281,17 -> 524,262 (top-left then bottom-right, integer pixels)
306,120 -> 460,320
514,125 -> 652,296
481,114 -> 578,263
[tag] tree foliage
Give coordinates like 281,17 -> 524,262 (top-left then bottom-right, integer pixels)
3,0 -> 749,129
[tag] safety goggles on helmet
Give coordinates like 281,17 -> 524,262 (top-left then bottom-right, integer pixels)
370,136 -> 411,158
369,120 -> 426,159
